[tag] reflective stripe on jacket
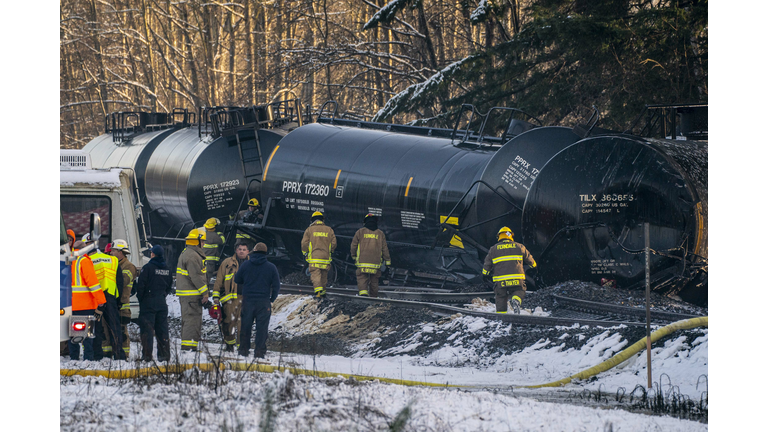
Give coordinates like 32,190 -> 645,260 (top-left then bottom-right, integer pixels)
482,240 -> 536,282
213,256 -> 241,303
350,228 -> 391,273
91,252 -> 120,297
301,221 -> 337,269
203,231 -> 224,263
118,257 -> 137,311
71,255 -> 106,311
176,246 -> 208,296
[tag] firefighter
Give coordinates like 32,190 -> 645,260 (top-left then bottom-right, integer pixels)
176,228 -> 210,351
235,198 -> 262,251
213,242 -> 249,351
350,213 -> 391,297
203,218 -> 225,289
301,211 -> 336,297
110,239 -> 136,358
234,242 -> 281,358
83,235 -> 126,360
135,245 -> 172,362
482,227 -> 537,314
68,240 -> 107,361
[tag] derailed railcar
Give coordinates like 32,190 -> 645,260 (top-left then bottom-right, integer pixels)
75,102 -> 707,305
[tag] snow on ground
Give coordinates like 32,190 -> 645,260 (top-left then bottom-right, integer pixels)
61,294 -> 708,430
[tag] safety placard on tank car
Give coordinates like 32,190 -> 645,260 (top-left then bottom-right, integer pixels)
202,179 -> 240,211
367,208 -> 382,216
501,155 -> 540,191
400,211 -> 425,229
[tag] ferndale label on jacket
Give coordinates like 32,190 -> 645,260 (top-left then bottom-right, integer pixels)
363,234 -> 378,239
497,243 -> 518,249
313,232 -> 329,237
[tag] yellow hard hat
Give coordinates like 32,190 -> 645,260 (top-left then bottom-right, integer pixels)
204,217 -> 220,229
497,226 -> 514,241
185,228 -> 206,243
248,198 -> 260,207
311,211 -> 324,220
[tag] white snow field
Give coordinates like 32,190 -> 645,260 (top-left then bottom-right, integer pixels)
60,295 -> 708,431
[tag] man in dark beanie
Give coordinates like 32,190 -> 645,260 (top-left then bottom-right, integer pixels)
234,242 -> 281,358
135,244 -> 173,361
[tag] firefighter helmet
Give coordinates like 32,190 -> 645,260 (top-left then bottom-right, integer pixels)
185,228 -> 206,244
248,198 -> 260,207
497,227 -> 514,241
364,213 -> 376,222
204,218 -> 220,229
112,239 -> 130,254
311,211 -> 324,221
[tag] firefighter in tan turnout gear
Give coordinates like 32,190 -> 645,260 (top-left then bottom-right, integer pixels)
301,211 -> 337,297
482,227 -> 537,314
203,218 -> 225,289
110,239 -> 137,358
350,213 -> 391,297
213,242 -> 249,351
176,228 -> 210,351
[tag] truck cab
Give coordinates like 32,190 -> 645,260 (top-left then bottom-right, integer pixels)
60,150 -> 149,320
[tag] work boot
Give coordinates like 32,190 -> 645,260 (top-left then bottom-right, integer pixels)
358,290 -> 369,297
237,349 -> 249,357
224,344 -> 235,352
315,289 -> 326,298
510,298 -> 521,314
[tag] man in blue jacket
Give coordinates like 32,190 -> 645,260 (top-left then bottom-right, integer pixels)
135,245 -> 173,362
234,242 -> 281,358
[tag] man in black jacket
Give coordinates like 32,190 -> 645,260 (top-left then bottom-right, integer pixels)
135,245 -> 173,362
234,242 -> 281,358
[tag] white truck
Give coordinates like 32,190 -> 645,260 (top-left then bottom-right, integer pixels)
60,150 -> 149,341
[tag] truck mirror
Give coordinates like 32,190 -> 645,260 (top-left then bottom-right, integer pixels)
89,213 -> 102,242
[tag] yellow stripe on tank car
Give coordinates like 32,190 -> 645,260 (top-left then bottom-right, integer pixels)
262,145 -> 280,181
334,169 -> 342,189
405,177 -> 413,197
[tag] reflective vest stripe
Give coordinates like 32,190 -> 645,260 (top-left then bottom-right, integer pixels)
205,256 -> 220,261
357,263 -> 380,269
224,274 -> 234,281
492,274 -> 525,282
176,289 -> 203,296
181,340 -> 198,347
176,268 -> 189,276
203,244 -> 219,248
307,258 -> 332,264
492,255 -> 523,263
120,304 -> 131,310
220,293 -> 237,303
482,269 -> 489,275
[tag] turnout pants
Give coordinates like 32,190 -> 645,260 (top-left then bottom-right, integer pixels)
356,269 -> 381,297
239,299 -> 271,357
222,298 -> 243,347
99,296 -> 126,359
309,267 -> 328,292
494,280 -> 526,313
68,309 -> 99,361
180,295 -> 203,350
120,307 -> 131,357
139,298 -> 170,361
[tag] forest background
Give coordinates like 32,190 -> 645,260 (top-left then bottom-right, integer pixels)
59,0 -> 707,148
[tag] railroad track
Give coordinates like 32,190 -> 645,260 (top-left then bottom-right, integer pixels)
278,284 -> 704,328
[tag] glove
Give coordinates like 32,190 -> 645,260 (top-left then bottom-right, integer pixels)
121,316 -> 131,325
380,263 -> 387,273
201,299 -> 213,309
303,251 -> 308,259
94,305 -> 105,321
213,297 -> 220,305
482,273 -> 491,283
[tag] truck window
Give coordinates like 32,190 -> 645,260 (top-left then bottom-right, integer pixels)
60,195 -> 112,250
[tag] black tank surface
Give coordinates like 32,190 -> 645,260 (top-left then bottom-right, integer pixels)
143,128 -> 283,230
520,135 -> 707,301
259,123 -> 495,275
468,127 -> 582,247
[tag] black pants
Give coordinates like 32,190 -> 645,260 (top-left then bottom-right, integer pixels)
239,299 -> 271,357
98,296 -> 125,360
68,309 -> 99,361
138,298 -> 170,361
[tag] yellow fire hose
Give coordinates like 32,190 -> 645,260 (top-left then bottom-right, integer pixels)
520,316 -> 708,389
60,317 -> 707,389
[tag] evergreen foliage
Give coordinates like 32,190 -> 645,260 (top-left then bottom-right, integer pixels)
373,0 -> 708,131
